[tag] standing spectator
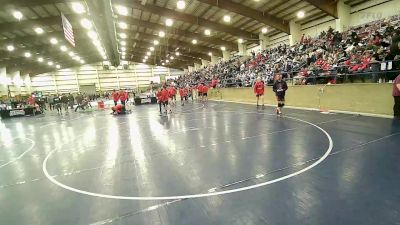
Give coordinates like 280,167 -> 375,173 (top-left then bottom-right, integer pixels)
48,95 -> 54,111
393,74 -> 400,119
112,89 -> 119,106
75,93 -> 83,107
60,94 -> 69,112
53,95 -> 62,115
68,93 -> 74,109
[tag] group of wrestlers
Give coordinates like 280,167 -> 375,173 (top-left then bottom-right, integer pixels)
156,82 -> 212,115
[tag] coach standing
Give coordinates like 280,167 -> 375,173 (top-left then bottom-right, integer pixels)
393,74 -> 400,119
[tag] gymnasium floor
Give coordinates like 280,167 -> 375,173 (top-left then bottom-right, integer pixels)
0,101 -> 399,225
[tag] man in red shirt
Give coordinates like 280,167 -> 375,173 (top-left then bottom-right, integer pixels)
160,86 -> 170,114
393,74 -> 400,119
179,87 -> 187,106
112,89 -> 119,106
211,77 -> 219,89
111,104 -> 125,115
168,86 -> 177,106
201,83 -> 209,102
27,94 -> 36,106
197,83 -> 204,101
253,77 -> 265,107
119,89 -> 127,106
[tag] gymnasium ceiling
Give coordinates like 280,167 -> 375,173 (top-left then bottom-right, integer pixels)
0,0 -> 365,75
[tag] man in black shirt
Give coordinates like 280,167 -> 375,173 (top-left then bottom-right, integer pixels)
68,93 -> 74,109
273,73 -> 288,117
60,94 -> 69,112
53,96 -> 62,115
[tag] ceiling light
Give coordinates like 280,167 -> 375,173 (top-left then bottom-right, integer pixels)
50,38 -> 58,44
121,52 -> 126,55
142,59 -> 146,63
208,52 -> 212,56
72,2 -> 85,14
261,27 -> 268,34
80,60 -> 85,64
175,52 -> 180,56
34,27 -> 44,34
93,39 -> 101,46
238,38 -> 243,43
221,46 -> 226,51
87,30 -> 98,39
119,33 -> 127,39
69,52 -> 75,57
37,57 -> 44,62
121,47 -> 126,51
48,61 -> 53,66
159,31 -> 165,37
297,11 -> 305,18
13,11 -> 23,20
166,59 -> 170,63
60,45 -> 67,51
24,52 -> 31,58
122,55 -> 126,59
119,22 -> 128,29
162,62 -> 165,66
177,0 -> 186,9
154,40 -> 159,45
80,18 -> 92,29
144,56 -> 148,59
223,15 -> 231,23
56,65 -> 61,69
74,56 -> 81,61
116,5 -> 128,15
149,46 -> 155,51
6,45 -> 15,51
165,18 -> 173,27
204,29 -> 211,36
170,56 -> 174,60
147,52 -> 151,56
192,39 -> 197,44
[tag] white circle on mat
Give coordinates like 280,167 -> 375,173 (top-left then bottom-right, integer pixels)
42,111 -> 333,200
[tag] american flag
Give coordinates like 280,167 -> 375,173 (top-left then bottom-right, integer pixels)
61,13 -> 75,47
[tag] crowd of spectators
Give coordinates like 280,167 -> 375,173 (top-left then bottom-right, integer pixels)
177,15 -> 400,87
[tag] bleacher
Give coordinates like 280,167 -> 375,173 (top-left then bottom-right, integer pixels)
177,15 -> 400,87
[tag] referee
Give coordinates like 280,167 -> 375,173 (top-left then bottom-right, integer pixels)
273,73 -> 288,117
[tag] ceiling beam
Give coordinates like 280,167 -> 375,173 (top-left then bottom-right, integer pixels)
195,0 -> 290,34
125,38 -> 210,61
128,55 -> 186,69
114,0 -> 258,40
124,33 -> 212,60
0,16 -> 61,34
303,0 -> 338,18
127,45 -> 202,64
85,0 -> 120,66
118,15 -> 238,51
131,31 -> 223,57
2,0 -> 75,7
128,53 -> 192,69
